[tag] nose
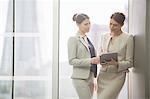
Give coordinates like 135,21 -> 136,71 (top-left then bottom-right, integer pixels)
110,24 -> 113,28
110,24 -> 114,30
87,24 -> 90,28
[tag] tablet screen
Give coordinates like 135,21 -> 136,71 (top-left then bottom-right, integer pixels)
100,53 -> 118,64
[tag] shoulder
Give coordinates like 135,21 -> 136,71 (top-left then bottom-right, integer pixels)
101,32 -> 109,36
68,36 -> 79,41
101,32 -> 110,39
122,32 -> 134,43
121,32 -> 133,40
122,32 -> 133,38
68,36 -> 79,44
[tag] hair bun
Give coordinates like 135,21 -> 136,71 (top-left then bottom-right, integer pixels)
72,13 -> 78,21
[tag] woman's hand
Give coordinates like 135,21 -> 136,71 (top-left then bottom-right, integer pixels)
107,58 -> 118,66
100,58 -> 118,67
91,57 -> 100,64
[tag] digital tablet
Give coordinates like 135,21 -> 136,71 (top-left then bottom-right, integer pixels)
100,53 -> 118,64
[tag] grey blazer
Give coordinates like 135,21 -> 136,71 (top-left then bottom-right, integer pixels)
68,34 -> 96,79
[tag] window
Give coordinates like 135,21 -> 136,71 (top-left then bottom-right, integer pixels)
0,0 -> 52,99
59,0 -> 128,99
0,0 -> 129,98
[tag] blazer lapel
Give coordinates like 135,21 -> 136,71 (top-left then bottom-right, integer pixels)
105,34 -> 112,52
79,37 -> 90,52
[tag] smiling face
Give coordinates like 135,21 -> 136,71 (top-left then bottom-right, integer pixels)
109,18 -> 122,35
78,19 -> 91,34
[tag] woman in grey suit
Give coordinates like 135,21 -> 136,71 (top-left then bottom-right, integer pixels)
97,12 -> 134,99
68,13 -> 100,99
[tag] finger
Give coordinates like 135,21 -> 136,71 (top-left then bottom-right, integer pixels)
111,58 -> 116,62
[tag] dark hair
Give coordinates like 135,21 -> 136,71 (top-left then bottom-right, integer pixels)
110,12 -> 125,26
72,13 -> 89,24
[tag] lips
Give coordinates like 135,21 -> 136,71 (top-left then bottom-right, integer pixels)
87,28 -> 90,32
111,29 -> 114,32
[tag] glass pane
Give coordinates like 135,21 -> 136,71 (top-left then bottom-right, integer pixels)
15,0 -> 52,75
15,81 -> 49,99
0,0 -> 12,34
59,0 -> 128,99
0,37 -> 13,75
0,0 -> 13,76
0,0 -> 13,99
14,0 -> 52,99
0,81 -> 12,99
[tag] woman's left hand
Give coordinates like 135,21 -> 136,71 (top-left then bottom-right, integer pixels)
106,58 -> 118,66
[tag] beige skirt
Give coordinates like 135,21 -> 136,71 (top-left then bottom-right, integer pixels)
97,71 -> 126,99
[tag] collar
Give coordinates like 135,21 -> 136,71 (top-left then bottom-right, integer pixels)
76,32 -> 87,38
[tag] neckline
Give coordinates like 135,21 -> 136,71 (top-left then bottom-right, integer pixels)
76,32 -> 87,38
110,32 -> 123,38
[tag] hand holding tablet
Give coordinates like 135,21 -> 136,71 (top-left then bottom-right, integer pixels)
100,53 -> 118,65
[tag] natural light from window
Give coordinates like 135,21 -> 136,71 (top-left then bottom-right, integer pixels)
59,0 -> 128,99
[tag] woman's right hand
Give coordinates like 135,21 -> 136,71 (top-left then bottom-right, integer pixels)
91,57 -> 100,64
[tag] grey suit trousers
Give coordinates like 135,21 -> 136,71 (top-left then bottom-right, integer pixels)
72,72 -> 94,99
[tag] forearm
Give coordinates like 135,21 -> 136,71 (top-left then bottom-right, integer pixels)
69,58 -> 91,67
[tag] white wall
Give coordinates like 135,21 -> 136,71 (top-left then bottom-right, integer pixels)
128,0 -> 148,99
